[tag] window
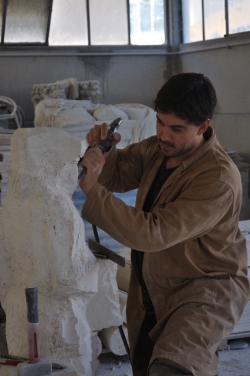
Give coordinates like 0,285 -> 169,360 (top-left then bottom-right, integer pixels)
3,0 -> 50,44
0,0 -> 165,46
89,0 -> 128,45
130,0 -> 165,45
182,0 -> 250,43
228,0 -> 250,34
49,0 -> 88,46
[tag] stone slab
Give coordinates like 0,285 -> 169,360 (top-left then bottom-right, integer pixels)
17,359 -> 52,376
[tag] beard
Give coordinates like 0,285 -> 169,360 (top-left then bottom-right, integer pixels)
158,139 -> 196,158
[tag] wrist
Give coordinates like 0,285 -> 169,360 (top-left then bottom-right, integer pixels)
79,179 -> 96,196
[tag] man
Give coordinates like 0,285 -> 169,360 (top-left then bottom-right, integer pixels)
79,73 -> 250,376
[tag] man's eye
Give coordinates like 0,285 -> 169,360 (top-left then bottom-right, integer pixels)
172,127 -> 183,132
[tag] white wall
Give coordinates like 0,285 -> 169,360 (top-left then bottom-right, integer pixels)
179,40 -> 250,219
1,44 -> 249,156
179,41 -> 250,159
0,52 -> 170,122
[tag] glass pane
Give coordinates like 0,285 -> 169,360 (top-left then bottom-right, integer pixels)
182,0 -> 203,43
90,0 -> 128,45
0,0 -> 4,35
4,0 -> 50,43
228,0 -> 250,34
49,0 -> 88,46
204,0 -> 225,40
129,0 -> 165,45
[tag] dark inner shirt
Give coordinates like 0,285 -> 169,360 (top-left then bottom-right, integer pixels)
131,156 -> 178,315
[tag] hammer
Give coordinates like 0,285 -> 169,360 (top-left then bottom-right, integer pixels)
16,287 -> 53,376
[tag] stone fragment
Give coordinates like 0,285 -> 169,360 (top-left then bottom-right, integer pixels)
98,325 -> 128,356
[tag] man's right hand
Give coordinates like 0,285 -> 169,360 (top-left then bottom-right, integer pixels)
86,122 -> 121,150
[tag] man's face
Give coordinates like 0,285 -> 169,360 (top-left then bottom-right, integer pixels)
156,112 -> 206,160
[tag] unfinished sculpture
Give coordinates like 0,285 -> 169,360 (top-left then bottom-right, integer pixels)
31,82 -> 70,108
0,127 -> 122,375
31,80 -> 101,108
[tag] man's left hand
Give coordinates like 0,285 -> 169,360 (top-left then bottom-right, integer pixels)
79,147 -> 106,195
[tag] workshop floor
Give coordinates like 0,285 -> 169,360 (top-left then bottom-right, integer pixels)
97,338 -> 250,376
1,324 -> 250,375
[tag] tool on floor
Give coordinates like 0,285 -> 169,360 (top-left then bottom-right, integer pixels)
16,287 -> 53,376
78,117 -> 122,181
0,358 -> 24,366
1,354 -> 64,370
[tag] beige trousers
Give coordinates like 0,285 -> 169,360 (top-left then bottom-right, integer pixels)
131,275 -> 249,376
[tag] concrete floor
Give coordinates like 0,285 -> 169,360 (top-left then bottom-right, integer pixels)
97,338 -> 250,376
1,324 -> 250,375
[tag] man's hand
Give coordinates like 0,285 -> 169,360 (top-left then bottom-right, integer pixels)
79,122 -> 121,195
86,122 -> 121,148
79,147 -> 106,195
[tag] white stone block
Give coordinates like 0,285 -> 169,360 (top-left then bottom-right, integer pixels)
98,325 -> 128,356
86,260 -> 123,331
0,127 -> 122,376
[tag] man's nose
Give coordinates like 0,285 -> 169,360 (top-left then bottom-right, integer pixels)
160,127 -> 172,142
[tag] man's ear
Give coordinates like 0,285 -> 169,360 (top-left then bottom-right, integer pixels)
197,119 -> 210,135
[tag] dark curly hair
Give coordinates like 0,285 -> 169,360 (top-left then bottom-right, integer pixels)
153,73 -> 217,126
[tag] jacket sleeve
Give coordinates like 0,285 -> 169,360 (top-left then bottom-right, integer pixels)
97,137 -> 157,193
81,175 -> 237,252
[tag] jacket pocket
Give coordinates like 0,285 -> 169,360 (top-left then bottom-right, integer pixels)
173,277 -> 218,306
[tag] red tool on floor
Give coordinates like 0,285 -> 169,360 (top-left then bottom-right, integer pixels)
0,358 -> 24,366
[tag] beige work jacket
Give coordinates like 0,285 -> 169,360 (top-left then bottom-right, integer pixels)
82,127 -> 249,372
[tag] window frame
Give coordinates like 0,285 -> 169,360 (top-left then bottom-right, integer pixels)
0,0 -> 249,56
180,0 -> 250,45
1,0 -> 53,46
0,0 -> 167,48
179,29 -> 250,55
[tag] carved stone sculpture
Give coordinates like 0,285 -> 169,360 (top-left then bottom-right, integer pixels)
31,82 -> 70,108
78,81 -> 101,103
0,127 -> 122,375
31,80 -> 101,108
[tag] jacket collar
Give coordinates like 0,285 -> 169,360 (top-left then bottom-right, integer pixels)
150,126 -> 217,192
181,126 -> 216,170
140,127 -> 217,207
